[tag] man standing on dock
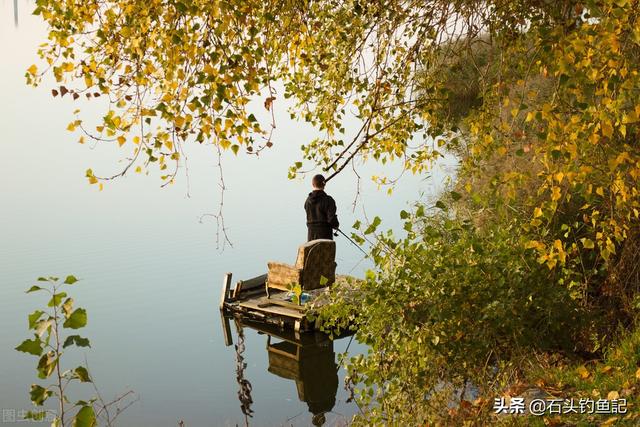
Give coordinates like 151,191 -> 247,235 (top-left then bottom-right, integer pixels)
304,174 -> 339,241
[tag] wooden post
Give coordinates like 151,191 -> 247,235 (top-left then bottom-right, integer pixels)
219,272 -> 232,310
220,312 -> 233,347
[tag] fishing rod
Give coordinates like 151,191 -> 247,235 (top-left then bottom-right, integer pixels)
334,228 -> 368,257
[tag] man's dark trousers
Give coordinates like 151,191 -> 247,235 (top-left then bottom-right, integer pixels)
307,225 -> 333,241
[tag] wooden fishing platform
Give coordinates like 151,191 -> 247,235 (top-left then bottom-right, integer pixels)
220,239 -> 360,332
219,272 -> 355,332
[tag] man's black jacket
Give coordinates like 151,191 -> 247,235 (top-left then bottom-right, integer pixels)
304,190 -> 339,230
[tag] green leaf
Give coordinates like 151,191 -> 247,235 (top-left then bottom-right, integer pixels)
37,277 -> 49,282
64,275 -> 79,285
63,335 -> 91,348
30,384 -> 52,405
581,238 -> 595,249
25,411 -> 47,421
352,234 -> 365,244
26,285 -> 44,293
48,292 -> 67,307
435,200 -> 448,211
72,406 -> 97,427
450,191 -> 462,201
352,220 -> 361,230
28,310 -> 45,329
364,217 -> 382,235
400,210 -> 409,219
15,336 -> 43,356
63,308 -> 87,329
37,351 -> 58,379
74,366 -> 92,382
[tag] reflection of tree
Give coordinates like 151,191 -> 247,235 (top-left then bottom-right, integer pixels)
233,320 -> 253,426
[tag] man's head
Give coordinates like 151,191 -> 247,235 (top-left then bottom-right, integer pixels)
312,174 -> 326,190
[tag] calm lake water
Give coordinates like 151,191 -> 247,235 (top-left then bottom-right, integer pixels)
0,2 -> 456,426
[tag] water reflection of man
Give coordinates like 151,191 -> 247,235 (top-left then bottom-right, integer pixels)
298,342 -> 338,426
267,338 -> 338,426
305,174 -> 339,241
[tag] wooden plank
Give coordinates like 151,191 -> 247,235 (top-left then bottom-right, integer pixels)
220,312 -> 233,347
219,272 -> 232,310
266,299 -> 306,312
239,297 -> 305,319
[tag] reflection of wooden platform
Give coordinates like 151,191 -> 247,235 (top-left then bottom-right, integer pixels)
222,315 -> 343,420
219,273 -> 358,332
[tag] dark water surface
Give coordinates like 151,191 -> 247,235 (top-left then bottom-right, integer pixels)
0,2 -> 456,426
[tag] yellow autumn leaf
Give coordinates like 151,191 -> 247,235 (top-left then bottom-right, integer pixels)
27,64 -> 38,75
600,417 -> 618,427
581,238 -> 595,249
635,368 -> 640,380
551,186 -> 562,201
553,239 -> 563,251
555,172 -> 564,183
600,365 -> 613,374
203,63 -> 215,75
576,365 -> 590,379
525,240 -> 544,250
117,136 -> 126,147
135,166 -> 142,173
607,391 -> 619,400
533,207 -> 543,218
